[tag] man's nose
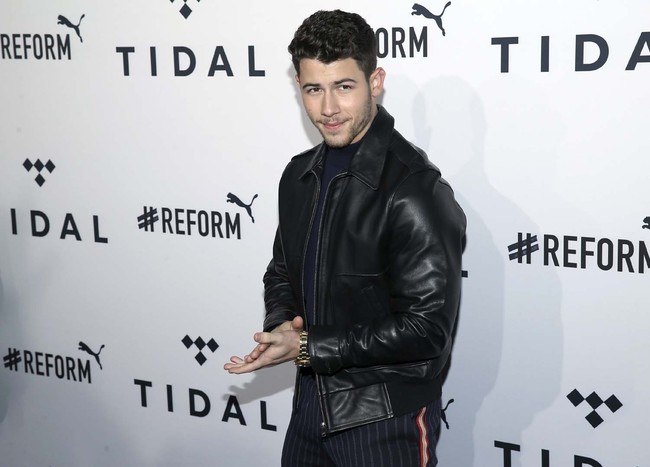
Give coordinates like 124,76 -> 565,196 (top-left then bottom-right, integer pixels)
321,92 -> 340,117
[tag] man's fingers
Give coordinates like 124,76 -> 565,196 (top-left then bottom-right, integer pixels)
225,363 -> 247,373
254,331 -> 277,345
226,359 -> 265,374
224,358 -> 248,371
225,325 -> 300,374
247,343 -> 270,361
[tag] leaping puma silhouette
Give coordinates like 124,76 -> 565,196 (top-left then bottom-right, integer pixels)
78,341 -> 104,370
643,216 -> 650,229
57,14 -> 85,43
441,398 -> 454,429
227,193 -> 258,223
412,2 -> 452,36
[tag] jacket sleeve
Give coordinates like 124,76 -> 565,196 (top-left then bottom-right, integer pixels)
309,170 -> 466,374
262,226 -> 300,332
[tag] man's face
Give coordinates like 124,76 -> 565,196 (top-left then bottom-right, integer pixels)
296,58 -> 385,148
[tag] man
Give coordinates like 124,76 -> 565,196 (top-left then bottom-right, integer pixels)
225,10 -> 466,466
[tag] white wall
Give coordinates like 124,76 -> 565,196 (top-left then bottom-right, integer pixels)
1,1 -> 648,465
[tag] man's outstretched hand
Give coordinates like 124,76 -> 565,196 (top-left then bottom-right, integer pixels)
224,316 -> 304,374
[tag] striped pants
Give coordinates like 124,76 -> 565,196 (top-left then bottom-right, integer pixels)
282,371 -> 441,467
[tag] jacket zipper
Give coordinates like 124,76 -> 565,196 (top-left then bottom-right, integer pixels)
312,172 -> 348,437
295,172 -> 320,416
300,173 -> 321,331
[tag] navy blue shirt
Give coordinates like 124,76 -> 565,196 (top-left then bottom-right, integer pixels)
303,142 -> 359,326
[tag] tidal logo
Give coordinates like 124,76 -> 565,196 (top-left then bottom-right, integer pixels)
23,158 -> 55,186
115,45 -> 265,77
567,389 -> 623,428
507,232 -> 649,274
10,209 -> 108,244
57,14 -> 84,42
182,335 -> 219,366
411,1 -> 452,36
170,0 -> 201,19
643,216 -> 650,229
494,441 -> 621,467
133,379 -> 278,431
78,341 -> 105,370
492,32 -> 650,73
227,193 -> 258,223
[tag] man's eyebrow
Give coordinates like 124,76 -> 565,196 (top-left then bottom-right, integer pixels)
333,78 -> 357,86
301,78 -> 358,90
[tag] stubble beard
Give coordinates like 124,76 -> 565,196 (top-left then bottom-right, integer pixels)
317,95 -> 374,149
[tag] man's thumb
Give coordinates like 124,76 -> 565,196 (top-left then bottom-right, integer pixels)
291,316 -> 304,331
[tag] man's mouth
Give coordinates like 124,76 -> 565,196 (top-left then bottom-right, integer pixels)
322,121 -> 345,131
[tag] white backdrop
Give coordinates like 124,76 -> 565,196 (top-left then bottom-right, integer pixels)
1,1 -> 649,466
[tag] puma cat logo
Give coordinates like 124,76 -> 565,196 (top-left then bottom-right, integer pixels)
227,193 -> 258,223
78,341 -> 104,370
57,14 -> 85,43
412,2 -> 452,36
643,216 -> 650,229
441,398 -> 454,429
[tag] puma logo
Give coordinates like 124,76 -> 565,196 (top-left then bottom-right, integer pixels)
643,216 -> 650,229
441,398 -> 454,429
57,14 -> 85,43
227,193 -> 258,223
78,341 -> 104,370
412,2 -> 452,36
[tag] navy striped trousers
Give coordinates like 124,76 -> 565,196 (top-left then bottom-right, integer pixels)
282,371 -> 441,467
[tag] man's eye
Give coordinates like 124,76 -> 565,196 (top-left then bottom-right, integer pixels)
306,88 -> 321,94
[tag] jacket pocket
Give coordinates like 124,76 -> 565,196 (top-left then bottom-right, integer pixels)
322,383 -> 392,433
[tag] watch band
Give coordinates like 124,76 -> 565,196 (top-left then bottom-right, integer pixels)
294,330 -> 311,367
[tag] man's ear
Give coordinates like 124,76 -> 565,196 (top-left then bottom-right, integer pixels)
370,67 -> 386,98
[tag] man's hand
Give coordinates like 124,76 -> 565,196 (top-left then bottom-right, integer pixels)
224,316 -> 304,374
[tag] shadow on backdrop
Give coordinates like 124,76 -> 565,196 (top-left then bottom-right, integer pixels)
389,74 -> 564,466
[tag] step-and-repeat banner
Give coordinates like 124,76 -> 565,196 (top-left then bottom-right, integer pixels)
1,1 -> 648,466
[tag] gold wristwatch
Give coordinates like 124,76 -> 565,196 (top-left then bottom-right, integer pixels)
294,330 -> 311,367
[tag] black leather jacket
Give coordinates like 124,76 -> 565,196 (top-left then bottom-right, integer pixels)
263,106 -> 466,435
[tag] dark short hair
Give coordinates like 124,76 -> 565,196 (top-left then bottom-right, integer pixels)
288,10 -> 377,79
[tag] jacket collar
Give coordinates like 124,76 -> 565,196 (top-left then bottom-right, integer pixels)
298,105 -> 394,190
